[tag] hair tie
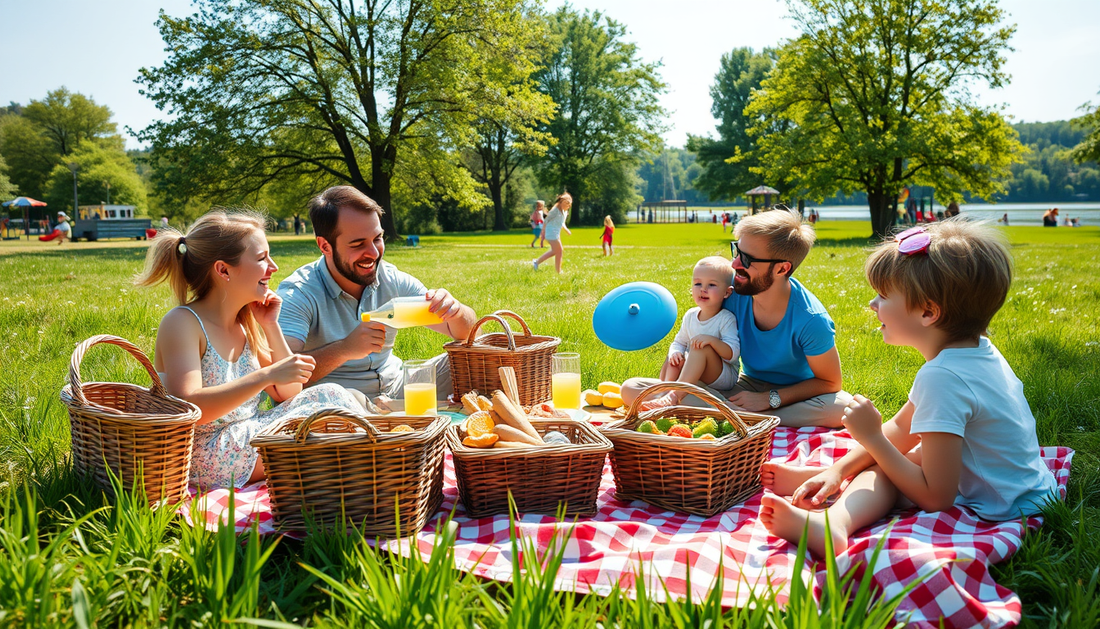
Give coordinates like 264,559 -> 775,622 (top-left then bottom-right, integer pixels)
895,227 -> 930,255
178,236 -> 188,255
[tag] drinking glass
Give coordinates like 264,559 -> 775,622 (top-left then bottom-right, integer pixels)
551,352 -> 581,410
403,359 -> 437,416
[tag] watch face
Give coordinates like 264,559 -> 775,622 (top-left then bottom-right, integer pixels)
769,390 -> 781,408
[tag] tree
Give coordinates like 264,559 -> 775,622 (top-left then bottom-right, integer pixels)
534,7 -> 665,224
43,139 -> 148,214
1072,95 -> 1100,165
138,0 -> 546,241
0,89 -> 118,199
686,48 -> 774,202
746,0 -> 1025,237
0,154 -> 16,200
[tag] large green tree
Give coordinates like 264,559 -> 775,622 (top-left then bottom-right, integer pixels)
686,48 -> 774,202
534,7 -> 665,224
0,154 -> 15,200
138,0 -> 546,240
0,89 -> 116,199
747,0 -> 1025,237
43,138 -> 148,214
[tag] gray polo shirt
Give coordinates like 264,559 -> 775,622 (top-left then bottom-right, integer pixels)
276,257 -> 426,396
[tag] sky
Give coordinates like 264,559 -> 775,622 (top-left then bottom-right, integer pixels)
1,0 -> 1098,150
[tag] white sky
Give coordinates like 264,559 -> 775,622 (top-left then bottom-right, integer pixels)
1,0 -> 1098,149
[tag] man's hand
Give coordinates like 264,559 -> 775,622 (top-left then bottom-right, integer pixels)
668,351 -> 685,367
690,335 -> 719,351
426,288 -> 463,322
728,390 -> 771,412
344,321 -> 387,360
841,394 -> 885,444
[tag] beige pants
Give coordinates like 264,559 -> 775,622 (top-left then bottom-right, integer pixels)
621,374 -> 850,428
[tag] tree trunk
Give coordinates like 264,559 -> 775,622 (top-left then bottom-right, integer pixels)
490,173 -> 506,231
370,149 -> 398,241
866,190 -> 895,240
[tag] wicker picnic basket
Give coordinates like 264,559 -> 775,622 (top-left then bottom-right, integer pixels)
447,419 -> 612,518
444,310 -> 560,406
599,382 -> 780,517
61,335 -> 201,505
251,407 -> 449,535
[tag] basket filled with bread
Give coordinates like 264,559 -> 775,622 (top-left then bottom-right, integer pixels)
446,367 -> 612,517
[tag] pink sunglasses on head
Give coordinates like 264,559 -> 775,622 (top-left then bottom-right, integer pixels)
895,227 -> 931,255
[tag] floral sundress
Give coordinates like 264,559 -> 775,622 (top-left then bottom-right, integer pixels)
174,307 -> 362,489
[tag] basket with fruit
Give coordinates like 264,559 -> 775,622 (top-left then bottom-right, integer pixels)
598,381 -> 779,516
251,407 -> 449,535
447,378 -> 612,518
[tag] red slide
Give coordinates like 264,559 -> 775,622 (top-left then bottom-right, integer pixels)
38,229 -> 62,242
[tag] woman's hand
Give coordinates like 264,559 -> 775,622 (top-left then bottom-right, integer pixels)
264,353 -> 316,386
249,290 -> 282,329
790,468 -> 844,509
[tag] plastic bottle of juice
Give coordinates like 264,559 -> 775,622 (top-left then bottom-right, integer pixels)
360,296 -> 444,328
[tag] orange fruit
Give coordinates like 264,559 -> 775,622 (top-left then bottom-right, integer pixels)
697,433 -> 716,440
390,424 -> 415,433
462,433 -> 499,448
465,410 -> 496,437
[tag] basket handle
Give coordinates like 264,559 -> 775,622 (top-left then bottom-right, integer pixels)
293,406 -> 381,443
489,310 -> 534,337
462,313 -> 517,350
621,381 -> 751,439
69,334 -> 167,407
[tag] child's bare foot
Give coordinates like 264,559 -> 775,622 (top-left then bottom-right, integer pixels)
760,462 -> 824,497
759,494 -> 847,559
640,392 -> 680,411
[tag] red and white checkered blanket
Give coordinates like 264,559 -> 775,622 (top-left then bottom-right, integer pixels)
179,427 -> 1073,629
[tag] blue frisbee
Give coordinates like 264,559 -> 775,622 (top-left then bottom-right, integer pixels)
592,282 -> 678,351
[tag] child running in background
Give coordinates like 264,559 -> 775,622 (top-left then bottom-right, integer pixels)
641,256 -> 740,410
759,220 -> 1058,558
601,215 -> 615,256
137,210 -> 363,490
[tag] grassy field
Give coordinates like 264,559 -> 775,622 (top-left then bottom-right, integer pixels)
0,221 -> 1098,626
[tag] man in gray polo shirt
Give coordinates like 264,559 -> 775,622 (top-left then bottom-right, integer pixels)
277,186 -> 477,402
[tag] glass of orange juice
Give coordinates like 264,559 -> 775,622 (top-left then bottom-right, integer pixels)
403,359 -> 437,416
551,352 -> 581,410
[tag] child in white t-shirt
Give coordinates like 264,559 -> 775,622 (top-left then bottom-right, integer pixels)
642,256 -> 740,410
759,220 -> 1058,558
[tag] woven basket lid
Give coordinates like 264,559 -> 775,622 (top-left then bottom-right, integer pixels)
592,281 -> 677,351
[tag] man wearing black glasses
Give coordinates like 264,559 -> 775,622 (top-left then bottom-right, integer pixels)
622,208 -> 851,427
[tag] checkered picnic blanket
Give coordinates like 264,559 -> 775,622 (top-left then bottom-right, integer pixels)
179,427 -> 1073,629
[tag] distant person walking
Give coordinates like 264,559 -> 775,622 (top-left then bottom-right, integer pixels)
529,200 -> 546,248
601,215 -> 615,256
293,214 -> 302,235
533,192 -> 572,273
1042,208 -> 1059,227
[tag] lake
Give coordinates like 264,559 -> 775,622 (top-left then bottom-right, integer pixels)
812,202 -> 1100,226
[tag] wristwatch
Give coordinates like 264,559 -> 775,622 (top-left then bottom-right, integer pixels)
768,389 -> 781,409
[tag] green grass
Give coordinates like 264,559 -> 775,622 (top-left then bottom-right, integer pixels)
0,221 -> 1098,626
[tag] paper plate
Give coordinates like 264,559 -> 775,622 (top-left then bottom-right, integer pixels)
592,281 -> 678,351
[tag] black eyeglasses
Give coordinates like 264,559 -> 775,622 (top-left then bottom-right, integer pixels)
730,241 -> 786,268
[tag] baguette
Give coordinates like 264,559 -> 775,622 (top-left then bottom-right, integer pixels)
460,391 -> 481,414
493,440 -> 537,449
490,390 -> 541,441
492,424 -> 544,446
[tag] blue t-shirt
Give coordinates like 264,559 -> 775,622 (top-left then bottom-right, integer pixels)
721,277 -> 836,386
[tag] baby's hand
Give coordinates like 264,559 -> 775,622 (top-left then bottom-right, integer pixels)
690,335 -> 717,350
841,394 -> 884,443
669,351 -> 685,367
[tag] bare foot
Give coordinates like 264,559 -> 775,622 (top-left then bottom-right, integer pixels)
640,392 -> 680,411
759,494 -> 846,559
760,462 -> 824,497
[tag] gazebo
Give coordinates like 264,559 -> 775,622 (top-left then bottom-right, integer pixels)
636,200 -> 688,223
744,185 -> 779,214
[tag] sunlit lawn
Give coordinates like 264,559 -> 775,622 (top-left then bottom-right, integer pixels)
0,220 -> 1098,626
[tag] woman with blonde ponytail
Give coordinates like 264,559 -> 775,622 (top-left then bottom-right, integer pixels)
137,210 -> 362,489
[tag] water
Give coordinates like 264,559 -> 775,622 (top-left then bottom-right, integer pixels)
812,202 -> 1100,226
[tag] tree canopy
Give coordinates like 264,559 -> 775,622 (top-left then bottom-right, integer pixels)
746,0 -> 1025,237
686,48 -> 774,202
534,7 -> 665,224
1072,96 -> 1100,166
138,0 -> 547,240
44,138 -> 148,213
